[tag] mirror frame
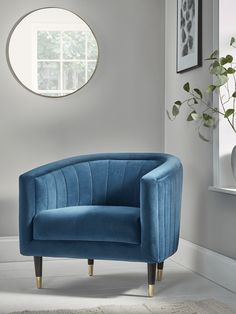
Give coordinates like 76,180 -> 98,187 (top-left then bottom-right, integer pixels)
6,7 -> 99,98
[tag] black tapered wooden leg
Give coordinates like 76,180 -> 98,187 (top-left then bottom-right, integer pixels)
157,262 -> 164,281
88,259 -> 94,276
147,263 -> 156,297
34,256 -> 42,289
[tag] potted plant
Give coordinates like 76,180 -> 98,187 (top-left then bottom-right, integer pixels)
168,37 -> 236,177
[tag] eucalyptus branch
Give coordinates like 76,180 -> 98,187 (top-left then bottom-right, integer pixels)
189,91 -> 223,116
219,91 -> 236,132
168,37 -> 236,141
219,93 -> 227,113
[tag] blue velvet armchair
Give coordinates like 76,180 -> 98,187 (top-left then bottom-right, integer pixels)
19,153 -> 183,296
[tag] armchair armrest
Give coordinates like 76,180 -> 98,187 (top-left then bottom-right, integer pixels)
140,155 -> 183,262
19,155 -> 83,254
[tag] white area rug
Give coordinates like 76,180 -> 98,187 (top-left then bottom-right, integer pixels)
9,299 -> 236,314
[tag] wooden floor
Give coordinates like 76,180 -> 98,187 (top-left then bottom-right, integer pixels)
0,258 -> 236,313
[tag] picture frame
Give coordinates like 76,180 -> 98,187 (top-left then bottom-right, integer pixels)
176,0 -> 202,73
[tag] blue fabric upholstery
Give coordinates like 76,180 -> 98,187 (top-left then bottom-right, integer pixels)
33,205 -> 140,244
19,153 -> 183,263
34,159 -> 161,210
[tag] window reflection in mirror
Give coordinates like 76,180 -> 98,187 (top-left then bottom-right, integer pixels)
8,8 -> 99,97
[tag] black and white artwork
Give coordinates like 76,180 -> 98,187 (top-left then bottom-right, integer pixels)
177,0 -> 202,73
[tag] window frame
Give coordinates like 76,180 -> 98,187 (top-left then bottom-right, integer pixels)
31,23 -> 97,96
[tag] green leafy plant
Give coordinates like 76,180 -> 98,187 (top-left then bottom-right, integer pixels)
167,37 -> 236,141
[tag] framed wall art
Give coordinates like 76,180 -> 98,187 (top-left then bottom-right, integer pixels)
177,0 -> 202,73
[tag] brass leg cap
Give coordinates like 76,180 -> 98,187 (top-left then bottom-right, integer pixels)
88,265 -> 93,276
157,269 -> 163,281
148,284 -> 155,297
36,276 -> 42,289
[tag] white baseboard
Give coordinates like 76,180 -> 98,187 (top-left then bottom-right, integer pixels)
1,236 -> 236,293
171,238 -> 236,293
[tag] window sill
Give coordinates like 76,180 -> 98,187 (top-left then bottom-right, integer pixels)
208,186 -> 236,195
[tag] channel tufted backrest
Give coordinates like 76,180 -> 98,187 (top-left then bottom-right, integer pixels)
35,159 -> 161,211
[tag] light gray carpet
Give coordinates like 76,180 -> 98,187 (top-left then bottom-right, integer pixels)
9,299 -> 236,314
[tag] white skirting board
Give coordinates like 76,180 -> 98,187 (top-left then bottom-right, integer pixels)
0,236 -> 236,293
170,238 -> 236,293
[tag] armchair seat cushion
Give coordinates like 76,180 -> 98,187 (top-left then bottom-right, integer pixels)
33,205 -> 141,244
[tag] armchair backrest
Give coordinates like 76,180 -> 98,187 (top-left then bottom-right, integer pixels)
35,158 -> 163,211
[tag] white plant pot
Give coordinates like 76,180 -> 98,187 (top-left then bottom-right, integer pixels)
231,145 -> 236,180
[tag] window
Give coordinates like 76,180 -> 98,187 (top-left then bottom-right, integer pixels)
33,25 -> 98,96
211,0 -> 236,191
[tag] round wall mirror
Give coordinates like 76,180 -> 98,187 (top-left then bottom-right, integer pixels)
7,8 -> 99,97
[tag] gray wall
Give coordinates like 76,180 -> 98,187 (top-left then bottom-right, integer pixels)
165,0 -> 236,260
0,0 -> 165,236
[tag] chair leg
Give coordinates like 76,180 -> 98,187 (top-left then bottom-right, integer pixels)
147,263 -> 156,297
157,262 -> 164,281
34,256 -> 42,289
88,259 -> 94,276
